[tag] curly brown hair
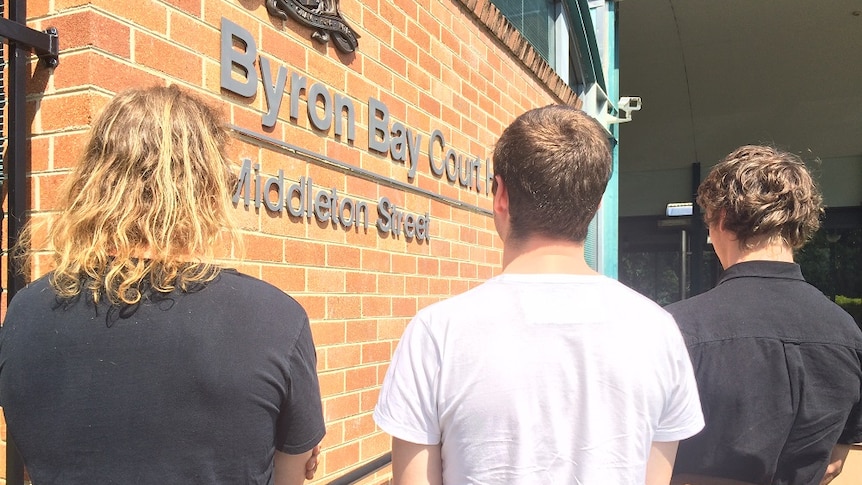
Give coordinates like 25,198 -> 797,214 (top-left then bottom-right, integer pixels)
698,145 -> 822,250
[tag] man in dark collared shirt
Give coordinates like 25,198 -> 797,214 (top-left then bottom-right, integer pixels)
667,145 -> 862,485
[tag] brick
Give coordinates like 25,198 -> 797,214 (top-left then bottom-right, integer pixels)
345,176 -> 378,201
308,267 -> 346,293
417,256 -> 438,275
391,254 -> 416,274
459,262 -> 478,279
359,431 -> 390,460
392,31 -> 418,64
439,260 -> 458,277
346,272 -> 376,294
405,275 -> 429,295
326,295 -> 361,320
320,421 -> 345,449
361,249 -> 391,272
52,131 -> 90,170
328,344 -> 362,370
243,233 -> 284,262
30,136 -> 50,173
260,265 -> 305,293
345,365 -> 377,392
419,91 -> 441,118
27,0 -> 51,17
361,341 -> 391,364
35,173 -> 68,208
324,391 -> 361,421
343,413 -> 376,442
377,274 -> 404,295
418,7 -> 439,40
312,321 -> 346,346
260,209 -> 307,239
164,0 -> 202,16
169,11 -> 219,61
200,0 -> 260,35
429,239 -> 451,259
285,240 -> 325,265
363,60 -> 393,91
406,63 -> 431,92
73,0 -> 169,35
451,279 -> 469,295
346,319 -> 378,342
50,10 -> 131,58
359,387 -> 381,413
323,441 -> 360,475
363,11 -> 392,44
346,72 -> 379,108
405,22 -> 431,56
295,295 -> 325,320
344,225 -> 379,249
379,0 -> 406,32
318,371 -> 346,397
362,296 -> 390,317
380,45 -> 408,80
37,91 -> 111,134
325,139 -> 362,169
261,27 -> 308,72
53,51 -> 165,94
429,277 -> 449,295
134,31 -> 203,84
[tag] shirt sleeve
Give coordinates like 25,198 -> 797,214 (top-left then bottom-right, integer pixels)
839,355 -> 862,444
275,316 -> 327,454
373,314 -> 441,445
653,320 -> 705,442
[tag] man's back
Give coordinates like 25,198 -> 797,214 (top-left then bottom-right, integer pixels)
0,270 -> 326,484
375,273 -> 703,484
667,261 -> 862,485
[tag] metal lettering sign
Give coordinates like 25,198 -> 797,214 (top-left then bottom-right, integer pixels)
265,0 -> 359,54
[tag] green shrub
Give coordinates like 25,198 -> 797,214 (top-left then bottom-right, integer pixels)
837,295 -> 862,327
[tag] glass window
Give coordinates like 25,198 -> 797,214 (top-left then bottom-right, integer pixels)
493,0 -> 555,63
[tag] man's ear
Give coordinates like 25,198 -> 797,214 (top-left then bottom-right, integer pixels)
492,175 -> 508,218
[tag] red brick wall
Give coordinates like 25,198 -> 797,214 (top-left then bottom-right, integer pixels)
2,0 -> 578,482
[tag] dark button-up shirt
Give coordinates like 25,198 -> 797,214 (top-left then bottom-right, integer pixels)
667,261 -> 862,485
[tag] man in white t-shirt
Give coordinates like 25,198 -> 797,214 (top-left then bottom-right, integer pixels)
374,106 -> 704,484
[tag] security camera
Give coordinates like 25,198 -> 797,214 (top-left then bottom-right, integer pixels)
603,96 -> 643,125
618,96 -> 642,113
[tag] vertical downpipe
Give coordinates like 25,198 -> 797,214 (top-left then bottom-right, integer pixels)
6,0 -> 30,483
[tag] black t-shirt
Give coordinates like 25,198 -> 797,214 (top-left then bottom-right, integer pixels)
0,269 -> 325,484
667,261 -> 862,485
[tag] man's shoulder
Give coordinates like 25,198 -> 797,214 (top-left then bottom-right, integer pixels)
416,274 -> 674,326
208,269 -> 305,313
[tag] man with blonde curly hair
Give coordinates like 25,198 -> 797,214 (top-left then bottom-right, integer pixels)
0,86 -> 325,484
668,146 -> 862,485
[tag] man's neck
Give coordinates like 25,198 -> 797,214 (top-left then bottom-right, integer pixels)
723,241 -> 795,268
502,236 -> 598,275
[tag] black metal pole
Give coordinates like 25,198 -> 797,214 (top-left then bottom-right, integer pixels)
326,453 -> 391,485
6,0 -> 30,482
689,162 -> 703,296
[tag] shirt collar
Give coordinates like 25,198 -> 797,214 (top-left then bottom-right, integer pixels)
717,260 -> 805,286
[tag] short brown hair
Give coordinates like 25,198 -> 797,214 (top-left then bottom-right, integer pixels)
492,105 -> 612,242
698,145 -> 822,249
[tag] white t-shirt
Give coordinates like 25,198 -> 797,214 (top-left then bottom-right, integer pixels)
374,274 -> 704,484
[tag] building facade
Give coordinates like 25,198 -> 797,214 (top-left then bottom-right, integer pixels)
0,0 -> 618,482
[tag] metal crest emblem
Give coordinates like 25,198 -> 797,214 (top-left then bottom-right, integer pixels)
265,0 -> 360,54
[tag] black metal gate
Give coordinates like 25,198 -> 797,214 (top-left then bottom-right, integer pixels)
0,0 -> 57,483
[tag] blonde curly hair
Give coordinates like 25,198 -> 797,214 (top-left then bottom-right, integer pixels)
31,85 -> 241,305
